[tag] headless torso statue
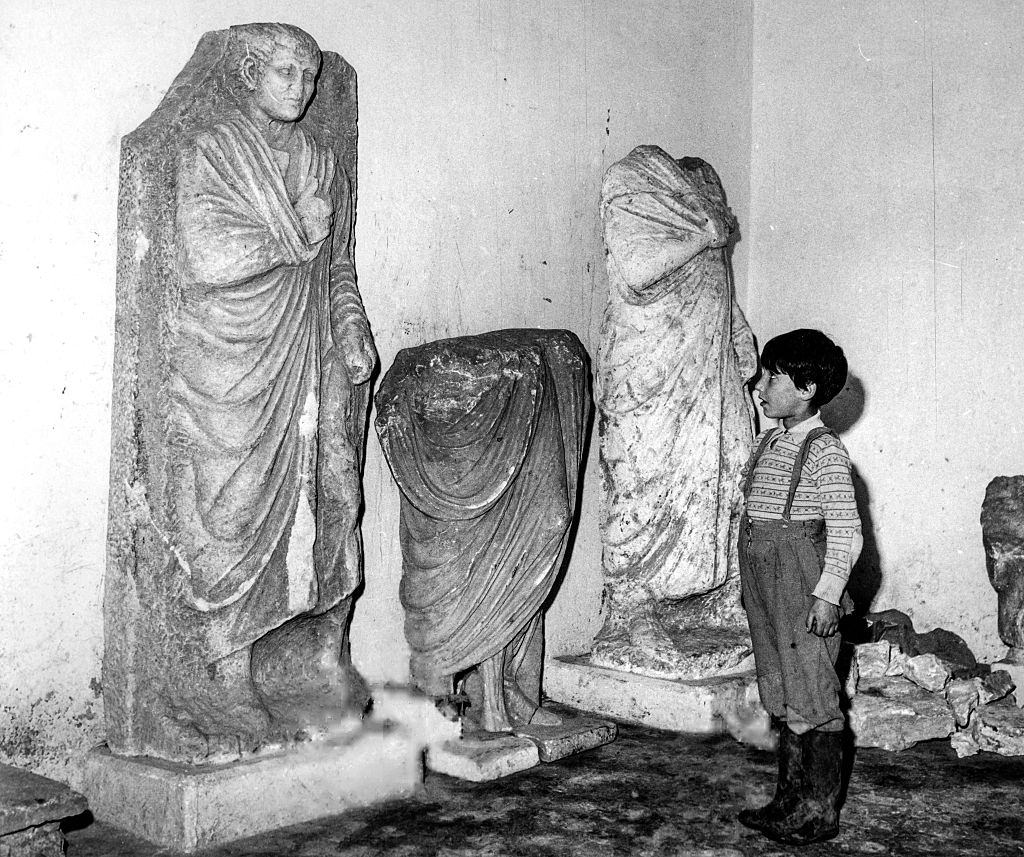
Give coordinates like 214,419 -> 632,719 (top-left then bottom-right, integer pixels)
104,24 -> 375,763
593,146 -> 757,678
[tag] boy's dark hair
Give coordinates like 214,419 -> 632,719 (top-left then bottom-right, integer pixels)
760,329 -> 848,408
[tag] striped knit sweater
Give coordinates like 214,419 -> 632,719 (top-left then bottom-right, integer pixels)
742,413 -> 862,605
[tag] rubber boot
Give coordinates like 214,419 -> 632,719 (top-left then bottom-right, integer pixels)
737,720 -> 802,833
763,728 -> 843,846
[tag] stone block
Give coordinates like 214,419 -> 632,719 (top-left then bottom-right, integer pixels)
994,659 -> 1024,707
0,825 -> 65,857
426,733 -> 539,781
544,655 -> 761,735
945,678 -> 981,728
82,726 -> 422,853
515,715 -> 617,762
0,764 -> 87,857
849,678 -> 955,751
981,669 -> 1015,705
0,763 -> 87,836
976,699 -> 1024,756
902,653 -> 953,693
853,641 -> 894,691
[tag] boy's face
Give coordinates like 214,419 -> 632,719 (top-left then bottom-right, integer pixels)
755,369 -> 816,426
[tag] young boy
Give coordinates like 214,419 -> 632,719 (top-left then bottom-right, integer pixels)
737,328 -> 861,846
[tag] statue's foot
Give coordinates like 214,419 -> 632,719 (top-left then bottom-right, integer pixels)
591,610 -> 683,674
503,679 -> 562,728
258,662 -> 370,734
527,705 -> 563,727
252,610 -> 372,732
140,707 -> 272,765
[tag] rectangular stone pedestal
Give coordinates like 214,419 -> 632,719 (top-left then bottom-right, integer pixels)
82,727 -> 422,853
544,655 -> 761,734
427,733 -> 540,782
426,709 -> 618,781
516,714 -> 617,762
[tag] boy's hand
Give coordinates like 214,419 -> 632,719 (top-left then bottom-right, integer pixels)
806,598 -> 840,637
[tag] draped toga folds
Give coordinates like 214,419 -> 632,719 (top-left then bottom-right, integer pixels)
170,111 -> 368,658
597,145 -> 756,603
375,331 -> 589,696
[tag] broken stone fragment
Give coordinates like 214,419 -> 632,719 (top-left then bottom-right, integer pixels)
868,609 -> 984,677
853,641 -> 894,692
993,659 -> 1024,708
975,698 -> 1024,756
902,653 -> 953,693
843,644 -> 859,699
981,669 -> 1015,706
945,678 -> 981,728
885,647 -> 908,677
849,677 -> 955,751
951,715 -> 983,758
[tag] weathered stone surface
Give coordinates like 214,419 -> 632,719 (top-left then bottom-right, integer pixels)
515,715 -> 617,762
544,655 -> 764,739
426,733 -> 539,782
982,476 -> 1024,651
0,763 -> 87,836
589,622 -> 753,681
0,824 -> 64,857
375,330 -> 591,739
867,609 -> 984,677
849,677 -> 955,751
994,659 -> 1024,707
975,699 -> 1024,756
946,678 -> 982,728
981,669 -> 1015,705
593,146 -> 756,677
951,726 -> 982,758
852,641 -> 894,692
902,652 -> 953,693
105,24 -> 374,764
83,724 -> 422,853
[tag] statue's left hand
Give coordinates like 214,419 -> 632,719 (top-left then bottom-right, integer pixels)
334,321 -> 377,385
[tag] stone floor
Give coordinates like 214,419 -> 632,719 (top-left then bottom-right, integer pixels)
66,715 -> 1024,857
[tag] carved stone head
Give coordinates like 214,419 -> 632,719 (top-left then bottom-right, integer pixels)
227,23 -> 322,122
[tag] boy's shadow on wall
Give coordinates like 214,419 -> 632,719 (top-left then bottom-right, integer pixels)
821,372 -> 882,616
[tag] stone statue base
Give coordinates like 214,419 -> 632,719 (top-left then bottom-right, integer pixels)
590,581 -> 753,680
590,627 -> 753,681
82,724 -> 422,853
544,656 -> 769,746
426,710 -> 616,781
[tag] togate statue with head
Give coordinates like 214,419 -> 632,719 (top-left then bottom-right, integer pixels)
104,23 -> 376,763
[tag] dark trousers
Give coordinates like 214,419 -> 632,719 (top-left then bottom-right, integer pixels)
739,515 -> 844,733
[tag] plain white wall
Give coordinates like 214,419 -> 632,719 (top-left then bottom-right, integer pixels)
0,0 -> 754,783
747,1 -> 1023,661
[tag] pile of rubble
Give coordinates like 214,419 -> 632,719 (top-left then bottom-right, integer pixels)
846,612 -> 1024,757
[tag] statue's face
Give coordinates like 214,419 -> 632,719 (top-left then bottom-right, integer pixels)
250,39 -> 320,123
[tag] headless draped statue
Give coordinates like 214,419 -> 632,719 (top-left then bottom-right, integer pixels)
375,330 -> 589,732
104,23 -> 376,762
592,146 -> 758,678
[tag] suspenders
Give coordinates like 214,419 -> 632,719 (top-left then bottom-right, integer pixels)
743,426 -> 836,522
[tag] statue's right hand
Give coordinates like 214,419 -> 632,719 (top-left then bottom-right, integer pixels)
295,195 -> 332,245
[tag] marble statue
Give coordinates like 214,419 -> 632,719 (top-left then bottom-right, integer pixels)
375,330 -> 589,732
104,23 -> 375,763
592,146 -> 758,678
982,477 -> 1024,661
